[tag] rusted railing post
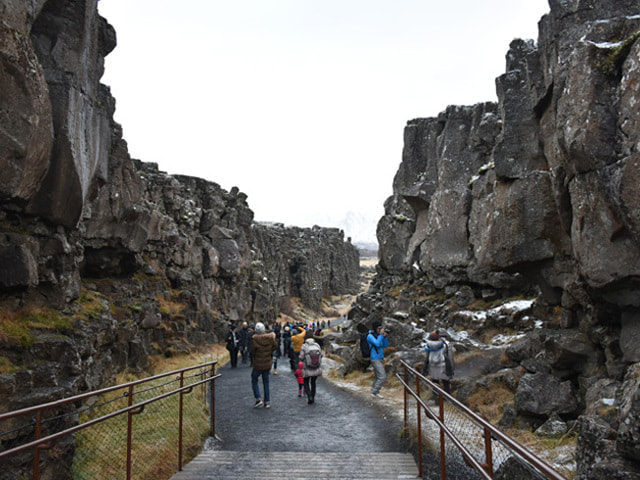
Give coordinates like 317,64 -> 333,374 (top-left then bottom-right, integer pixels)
126,384 -> 134,480
178,371 -> 185,471
416,373 -> 423,477
403,364 -> 408,435
210,364 -> 216,438
484,425 -> 494,478
439,391 -> 446,479
32,410 -> 42,480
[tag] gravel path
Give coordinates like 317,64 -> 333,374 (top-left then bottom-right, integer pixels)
209,360 -> 408,453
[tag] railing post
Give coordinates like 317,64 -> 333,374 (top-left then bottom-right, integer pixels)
32,410 -> 42,480
484,425 -> 494,478
416,373 -> 423,478
439,391 -> 446,479
403,364 -> 408,435
178,371 -> 185,471
210,364 -> 216,438
126,384 -> 134,480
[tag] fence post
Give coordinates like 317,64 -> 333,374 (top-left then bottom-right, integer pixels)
126,384 -> 135,480
178,371 -> 185,471
416,373 -> 423,478
210,364 -> 216,438
484,425 -> 494,478
32,410 -> 42,480
403,364 -> 408,435
439,391 -> 446,479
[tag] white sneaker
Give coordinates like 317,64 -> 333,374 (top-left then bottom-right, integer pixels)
371,392 -> 384,399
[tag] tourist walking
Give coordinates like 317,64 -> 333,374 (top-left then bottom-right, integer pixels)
289,325 -> 306,370
272,322 -> 282,374
299,330 -> 323,404
238,322 -> 251,364
250,322 -> 278,408
423,330 -> 455,394
367,319 -> 389,398
294,361 -> 305,397
225,324 -> 240,368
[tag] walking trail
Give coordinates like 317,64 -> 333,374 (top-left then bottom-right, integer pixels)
170,359 -> 420,479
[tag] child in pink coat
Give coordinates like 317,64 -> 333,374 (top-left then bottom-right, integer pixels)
294,361 -> 305,397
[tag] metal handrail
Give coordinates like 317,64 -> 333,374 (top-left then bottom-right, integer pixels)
0,361 -> 220,479
396,359 -> 568,480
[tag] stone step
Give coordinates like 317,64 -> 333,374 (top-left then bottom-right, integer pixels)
169,451 -> 420,480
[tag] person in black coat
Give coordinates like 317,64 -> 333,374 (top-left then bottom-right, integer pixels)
225,324 -> 240,368
238,322 -> 251,364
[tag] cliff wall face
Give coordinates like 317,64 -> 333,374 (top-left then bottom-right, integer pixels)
369,1 -> 640,477
0,0 -> 360,422
381,1 -> 640,317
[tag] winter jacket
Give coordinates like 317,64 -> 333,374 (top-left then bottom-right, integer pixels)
424,339 -> 455,380
294,362 -> 305,385
290,327 -> 307,353
225,329 -> 238,351
251,332 -> 278,370
238,326 -> 251,348
299,339 -> 323,377
367,331 -> 389,361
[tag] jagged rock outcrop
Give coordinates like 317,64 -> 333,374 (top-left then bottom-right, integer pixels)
0,3 -> 360,475
347,1 -> 640,478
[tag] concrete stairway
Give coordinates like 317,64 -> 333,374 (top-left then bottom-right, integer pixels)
169,450 -> 420,479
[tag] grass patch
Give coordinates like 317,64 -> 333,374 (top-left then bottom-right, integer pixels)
74,289 -> 109,322
466,380 -> 515,425
156,290 -> 187,319
0,307 -> 72,349
73,344 -> 225,479
0,356 -> 19,374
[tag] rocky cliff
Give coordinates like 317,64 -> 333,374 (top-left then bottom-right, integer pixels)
352,1 -> 640,478
0,0 -> 359,423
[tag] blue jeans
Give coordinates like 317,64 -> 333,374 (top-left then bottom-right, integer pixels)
251,369 -> 270,402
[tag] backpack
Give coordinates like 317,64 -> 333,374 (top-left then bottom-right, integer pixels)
360,332 -> 371,358
305,344 -> 322,369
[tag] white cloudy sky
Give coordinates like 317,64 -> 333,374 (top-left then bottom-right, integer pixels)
97,0 -> 550,242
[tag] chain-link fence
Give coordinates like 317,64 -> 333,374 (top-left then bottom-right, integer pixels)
0,362 -> 218,480
396,360 -> 570,480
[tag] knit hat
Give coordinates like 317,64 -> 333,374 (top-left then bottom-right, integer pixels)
428,330 -> 440,340
255,322 -> 266,333
371,319 -> 382,331
305,329 -> 314,339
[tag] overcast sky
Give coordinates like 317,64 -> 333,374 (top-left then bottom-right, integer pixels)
97,0 -> 550,242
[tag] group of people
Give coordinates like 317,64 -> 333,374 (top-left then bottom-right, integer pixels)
365,319 -> 455,397
225,320 -> 324,408
226,316 -> 455,409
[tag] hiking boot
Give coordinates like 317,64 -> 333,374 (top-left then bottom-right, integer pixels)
371,392 -> 384,399
298,393 -> 302,397
264,402 -> 271,409
273,369 -> 278,375
254,399 -> 263,408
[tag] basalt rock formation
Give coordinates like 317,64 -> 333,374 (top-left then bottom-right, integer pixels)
0,0 -> 359,453
349,1 -> 640,478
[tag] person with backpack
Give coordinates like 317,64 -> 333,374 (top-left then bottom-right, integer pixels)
422,330 -> 455,394
299,329 -> 323,404
367,319 -> 389,398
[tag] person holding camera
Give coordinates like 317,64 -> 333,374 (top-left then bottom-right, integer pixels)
367,319 -> 389,398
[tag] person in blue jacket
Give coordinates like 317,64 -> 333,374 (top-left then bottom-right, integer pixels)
367,319 -> 389,398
